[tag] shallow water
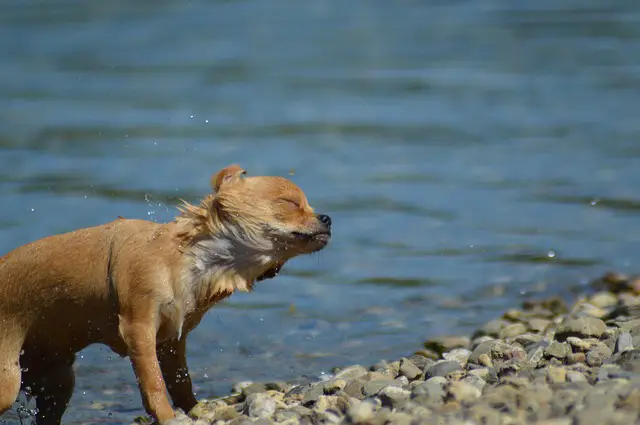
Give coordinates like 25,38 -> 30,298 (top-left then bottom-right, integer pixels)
1,1 -> 639,423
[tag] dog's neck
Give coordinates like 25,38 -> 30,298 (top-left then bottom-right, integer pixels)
188,224 -> 278,293
173,199 -> 285,312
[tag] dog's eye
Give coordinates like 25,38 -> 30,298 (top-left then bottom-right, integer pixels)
280,198 -> 300,208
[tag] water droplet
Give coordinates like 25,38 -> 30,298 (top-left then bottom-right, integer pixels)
30,208 -> 35,212
590,199 -> 599,206
205,119 -> 209,123
547,250 -> 556,258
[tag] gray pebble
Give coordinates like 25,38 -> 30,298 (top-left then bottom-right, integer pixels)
334,365 -> 368,380
424,360 -> 462,379
245,393 -> 276,418
363,380 -> 401,397
468,340 -> 497,364
615,332 -> 634,353
378,386 -> 411,409
399,357 -> 422,380
556,317 -> 607,340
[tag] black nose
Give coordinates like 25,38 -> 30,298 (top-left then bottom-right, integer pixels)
317,214 -> 332,228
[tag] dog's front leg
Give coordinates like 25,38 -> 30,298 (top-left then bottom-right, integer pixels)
158,337 -> 198,414
119,315 -> 175,423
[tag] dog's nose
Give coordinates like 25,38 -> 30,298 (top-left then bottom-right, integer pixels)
317,214 -> 332,228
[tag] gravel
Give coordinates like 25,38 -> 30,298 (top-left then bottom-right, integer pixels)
131,272 -> 640,425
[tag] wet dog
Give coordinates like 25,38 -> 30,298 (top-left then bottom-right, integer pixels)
0,165 -> 331,424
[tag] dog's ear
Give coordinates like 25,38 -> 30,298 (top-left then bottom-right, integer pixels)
211,164 -> 246,191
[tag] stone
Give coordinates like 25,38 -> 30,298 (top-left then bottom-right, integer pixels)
547,365 -> 567,384
411,377 -> 447,403
499,323 -> 528,339
529,318 -> 552,333
245,393 -> 276,418
474,319 -> 510,338
342,379 -> 365,399
447,381 -> 481,404
443,348 -> 472,366
566,336 -> 592,351
586,343 -> 613,367
468,340 -> 497,364
423,335 -> 470,355
527,341 -> 549,363
399,357 -> 422,380
589,291 -> 618,308
363,380 -> 400,397
617,348 -> 640,372
334,365 -> 368,380
378,386 -> 411,409
616,332 -> 634,353
301,384 -> 324,404
544,341 -> 569,359
556,317 -> 607,340
322,379 -> 347,394
461,375 -> 486,393
346,400 -> 376,423
478,354 -> 494,368
490,340 -> 526,362
424,360 -> 462,379
514,333 -> 544,347
567,352 -> 587,364
566,370 -> 587,383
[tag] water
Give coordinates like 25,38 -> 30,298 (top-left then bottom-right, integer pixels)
1,1 -> 639,423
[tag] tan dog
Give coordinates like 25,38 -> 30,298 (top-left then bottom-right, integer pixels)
0,165 -> 331,424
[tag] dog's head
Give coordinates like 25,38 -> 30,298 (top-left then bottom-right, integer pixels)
210,165 -> 331,259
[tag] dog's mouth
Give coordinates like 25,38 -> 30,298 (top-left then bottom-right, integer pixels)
290,230 -> 331,245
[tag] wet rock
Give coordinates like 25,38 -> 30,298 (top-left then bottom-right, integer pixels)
617,348 -> 640,372
586,343 -> 613,367
405,354 -> 434,370
468,340 -> 497,364
490,340 -> 526,363
346,400 -> 376,423
556,317 -> 607,340
399,357 -> 422,380
342,379 -> 366,399
245,393 -> 276,418
334,365 -> 368,380
474,319 -> 510,338
499,323 -> 528,339
424,360 -> 462,379
567,352 -> 587,365
616,332 -> 634,353
544,341 -> 569,359
477,353 -> 494,368
301,383 -> 325,404
447,381 -> 481,404
322,379 -> 347,394
378,386 -> 411,409
442,348 -> 472,366
566,336 -> 592,352
529,318 -> 552,333
527,340 -> 549,363
566,370 -> 588,383
547,365 -> 567,384
363,380 -> 401,397
589,291 -> 619,308
411,377 -> 447,404
423,335 -> 470,355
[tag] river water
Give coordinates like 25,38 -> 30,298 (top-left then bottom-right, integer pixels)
1,1 -> 639,423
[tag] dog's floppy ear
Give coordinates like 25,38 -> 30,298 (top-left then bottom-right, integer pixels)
211,164 -> 247,191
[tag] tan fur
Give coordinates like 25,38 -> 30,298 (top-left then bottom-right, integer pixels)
0,165 -> 331,425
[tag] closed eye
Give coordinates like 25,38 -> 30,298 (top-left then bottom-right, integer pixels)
279,198 -> 300,208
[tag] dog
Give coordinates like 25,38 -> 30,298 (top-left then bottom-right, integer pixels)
0,164 -> 331,424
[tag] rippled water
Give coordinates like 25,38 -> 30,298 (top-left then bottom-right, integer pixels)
1,1 -> 639,423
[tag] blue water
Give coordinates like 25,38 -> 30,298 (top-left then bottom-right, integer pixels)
1,1 -> 639,423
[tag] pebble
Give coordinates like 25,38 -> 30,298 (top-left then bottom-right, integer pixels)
556,317 -> 607,340
399,357 -> 422,380
424,360 -> 462,379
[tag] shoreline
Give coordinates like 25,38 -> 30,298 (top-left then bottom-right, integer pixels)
139,272 -> 640,425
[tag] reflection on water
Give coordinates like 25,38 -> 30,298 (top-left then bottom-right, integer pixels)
1,1 -> 639,423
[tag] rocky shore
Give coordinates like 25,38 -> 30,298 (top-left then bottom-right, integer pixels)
144,272 -> 640,425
